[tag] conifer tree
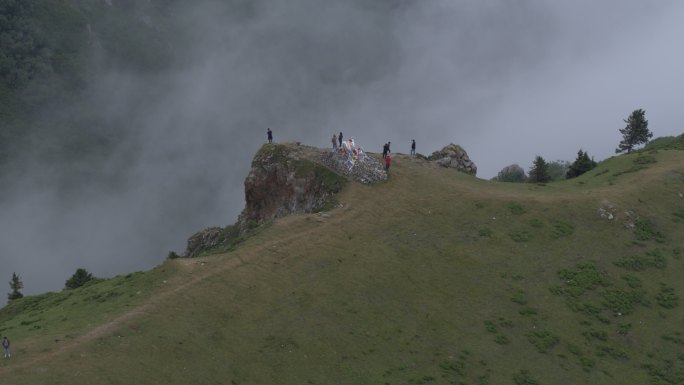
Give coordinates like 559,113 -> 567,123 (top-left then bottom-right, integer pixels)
566,149 -> 597,178
65,268 -> 95,290
616,109 -> 652,154
8,272 -> 24,301
528,156 -> 550,183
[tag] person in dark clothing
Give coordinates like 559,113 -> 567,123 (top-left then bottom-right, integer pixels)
338,132 -> 343,147
267,128 -> 273,143
382,143 -> 389,158
2,336 -> 10,358
411,139 -> 416,156
385,154 -> 391,172
387,141 -> 391,153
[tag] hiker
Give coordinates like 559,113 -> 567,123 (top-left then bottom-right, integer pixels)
382,143 -> 389,158
267,128 -> 273,144
2,336 -> 9,359
385,154 -> 392,172
411,139 -> 416,156
387,141 -> 391,154
338,132 -> 343,147
331,134 -> 337,152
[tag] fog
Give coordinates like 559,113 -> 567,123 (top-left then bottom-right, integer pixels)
2,0 -> 683,297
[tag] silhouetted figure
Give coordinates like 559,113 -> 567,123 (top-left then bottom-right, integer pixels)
411,139 -> 416,156
382,143 -> 389,158
338,132 -> 343,147
267,128 -> 273,144
331,134 -> 337,152
2,336 -> 10,359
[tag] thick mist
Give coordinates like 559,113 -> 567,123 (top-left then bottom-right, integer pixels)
2,0 -> 683,296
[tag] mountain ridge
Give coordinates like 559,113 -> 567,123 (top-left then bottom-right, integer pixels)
1,145 -> 684,384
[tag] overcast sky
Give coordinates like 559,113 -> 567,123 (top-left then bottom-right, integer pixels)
2,0 -> 683,297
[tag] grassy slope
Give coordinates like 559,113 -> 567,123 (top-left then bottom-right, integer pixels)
1,149 -> 684,384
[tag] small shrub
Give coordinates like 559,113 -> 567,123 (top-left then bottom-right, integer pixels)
656,283 -> 678,309
622,274 -> 642,288
528,330 -> 560,353
617,323 -> 632,335
508,203 -> 527,215
633,219 -> 666,242
519,307 -> 538,316
582,329 -> 607,342
513,370 -> 539,385
478,227 -> 493,237
602,288 -> 645,315
509,230 -> 532,242
579,356 -> 595,371
597,345 -> 628,360
528,218 -> 544,228
511,290 -> 527,305
555,263 -> 609,298
614,250 -> 667,271
550,220 -> 575,238
494,333 -> 509,345
167,251 -> 180,259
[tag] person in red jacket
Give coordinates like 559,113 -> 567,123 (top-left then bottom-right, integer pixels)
385,154 -> 391,172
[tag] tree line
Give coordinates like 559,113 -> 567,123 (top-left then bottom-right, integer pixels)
494,109 -> 653,183
6,268 -> 96,302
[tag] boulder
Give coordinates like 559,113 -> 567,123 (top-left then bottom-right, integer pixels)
428,144 -> 477,176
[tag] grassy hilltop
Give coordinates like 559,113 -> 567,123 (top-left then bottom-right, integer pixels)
1,145 -> 684,384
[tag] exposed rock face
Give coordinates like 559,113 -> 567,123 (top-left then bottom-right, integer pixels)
181,142 -> 389,257
185,227 -> 222,257
239,143 -> 348,226
428,143 -> 477,176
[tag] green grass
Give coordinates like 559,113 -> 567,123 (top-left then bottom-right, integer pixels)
1,149 -> 684,384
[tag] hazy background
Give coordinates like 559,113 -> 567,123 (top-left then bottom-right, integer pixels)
2,0 -> 683,296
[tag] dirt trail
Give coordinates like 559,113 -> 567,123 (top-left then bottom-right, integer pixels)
0,204 -> 353,375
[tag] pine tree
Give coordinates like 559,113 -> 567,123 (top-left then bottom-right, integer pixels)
616,109 -> 653,154
65,268 -> 95,290
528,156 -> 550,183
566,149 -> 597,178
8,272 -> 24,301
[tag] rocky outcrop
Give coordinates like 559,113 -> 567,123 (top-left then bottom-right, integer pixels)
428,144 -> 477,176
239,143 -> 348,226
185,227 -> 223,258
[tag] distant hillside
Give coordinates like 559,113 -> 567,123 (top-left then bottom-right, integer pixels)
0,0 -> 173,169
1,145 -> 683,384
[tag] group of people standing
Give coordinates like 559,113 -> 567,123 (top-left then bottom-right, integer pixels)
269,128 -> 418,173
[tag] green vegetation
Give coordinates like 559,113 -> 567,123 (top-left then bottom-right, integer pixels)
644,134 -> 684,151
7,273 -> 23,301
1,146 -> 683,384
566,150 -> 597,179
528,155 -> 551,183
64,268 -> 96,290
616,109 -> 653,154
